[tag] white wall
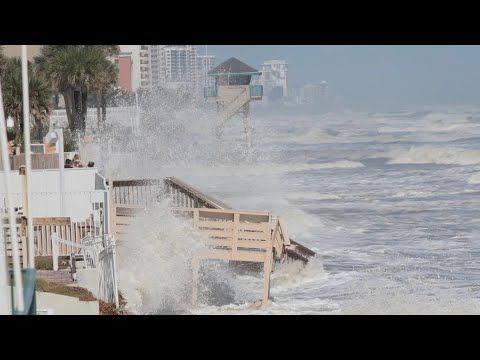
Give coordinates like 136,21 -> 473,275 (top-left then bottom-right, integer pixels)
0,168 -> 106,221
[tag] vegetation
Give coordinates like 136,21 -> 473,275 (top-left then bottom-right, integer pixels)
0,55 -> 52,144
36,278 -> 97,302
35,45 -> 119,134
35,256 -> 70,270
36,278 -> 128,315
0,45 -> 6,78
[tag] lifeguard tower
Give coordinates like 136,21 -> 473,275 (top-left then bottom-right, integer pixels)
204,57 -> 263,144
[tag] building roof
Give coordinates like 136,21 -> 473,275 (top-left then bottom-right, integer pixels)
209,57 -> 259,75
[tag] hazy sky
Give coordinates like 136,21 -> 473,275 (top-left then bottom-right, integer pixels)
207,45 -> 480,109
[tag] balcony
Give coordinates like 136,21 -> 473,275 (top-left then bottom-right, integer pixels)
204,85 -> 263,100
249,84 -> 263,98
204,86 -> 217,98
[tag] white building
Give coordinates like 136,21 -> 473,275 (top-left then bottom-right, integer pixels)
300,81 -> 328,104
149,45 -> 164,89
300,84 -> 319,104
261,60 -> 288,103
120,45 -> 215,99
157,45 -> 198,93
197,54 -> 216,90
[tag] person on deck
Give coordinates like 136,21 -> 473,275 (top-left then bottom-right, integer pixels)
73,154 -> 84,168
65,158 -> 73,168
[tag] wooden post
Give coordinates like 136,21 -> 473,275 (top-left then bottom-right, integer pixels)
20,217 -> 28,268
111,205 -> 116,239
191,256 -> 200,307
193,209 -> 199,229
232,213 -> 239,257
261,245 -> 273,309
52,232 -> 58,271
19,166 -> 29,267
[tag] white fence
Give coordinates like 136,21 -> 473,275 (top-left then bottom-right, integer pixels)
0,190 -> 107,223
97,238 -> 119,306
52,233 -> 119,306
50,106 -> 140,131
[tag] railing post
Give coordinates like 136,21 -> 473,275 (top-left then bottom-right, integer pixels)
261,238 -> 273,309
52,232 -> 58,271
191,255 -> 200,308
232,213 -> 239,257
111,236 -> 119,308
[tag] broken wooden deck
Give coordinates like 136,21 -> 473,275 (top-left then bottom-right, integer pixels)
108,176 -> 316,307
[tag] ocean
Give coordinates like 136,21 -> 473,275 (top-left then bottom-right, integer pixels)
112,105 -> 480,314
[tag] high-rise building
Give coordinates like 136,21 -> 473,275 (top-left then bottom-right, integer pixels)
119,45 -> 151,91
120,45 -> 215,98
149,45 -> 164,89
157,45 -> 198,93
117,52 -> 133,92
300,84 -> 321,104
319,80 -> 328,98
261,60 -> 288,102
197,54 -> 216,90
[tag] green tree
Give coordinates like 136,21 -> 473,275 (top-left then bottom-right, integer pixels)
0,45 -> 6,78
35,45 -> 119,134
1,57 -> 52,140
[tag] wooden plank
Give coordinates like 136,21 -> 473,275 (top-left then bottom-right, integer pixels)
232,213 -> 239,256
115,218 -> 135,226
33,217 -> 71,226
198,220 -> 234,230
236,239 -> 269,249
196,249 -> 265,263
239,222 -> 270,232
205,239 -> 268,250
203,229 -> 232,238
112,179 -> 163,187
238,232 -> 270,241
114,203 -> 143,209
75,222 -> 80,248
165,177 -> 231,210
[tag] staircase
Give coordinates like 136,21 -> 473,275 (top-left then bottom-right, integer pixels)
217,87 -> 250,124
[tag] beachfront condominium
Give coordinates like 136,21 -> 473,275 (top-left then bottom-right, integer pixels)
157,45 -> 198,93
150,45 -> 215,100
261,60 -> 288,103
118,45 -> 152,91
118,45 -> 215,99
300,81 -> 328,105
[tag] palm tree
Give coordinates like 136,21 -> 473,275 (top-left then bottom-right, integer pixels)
35,45 -> 119,134
0,45 -> 6,79
1,57 -> 52,140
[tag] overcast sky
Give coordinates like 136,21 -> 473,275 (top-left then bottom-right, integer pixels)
206,45 -> 480,109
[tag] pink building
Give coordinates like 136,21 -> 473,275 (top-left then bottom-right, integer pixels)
118,53 -> 133,92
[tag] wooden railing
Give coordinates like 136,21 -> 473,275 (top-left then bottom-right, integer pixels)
111,177 -> 231,209
0,153 -> 72,171
1,216 -> 27,268
111,179 -> 163,206
164,177 -> 231,209
110,176 -> 315,263
110,204 -> 143,241
32,216 -> 100,257
173,207 -> 274,307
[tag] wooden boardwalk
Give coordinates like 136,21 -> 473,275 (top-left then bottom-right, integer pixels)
109,177 -> 316,307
